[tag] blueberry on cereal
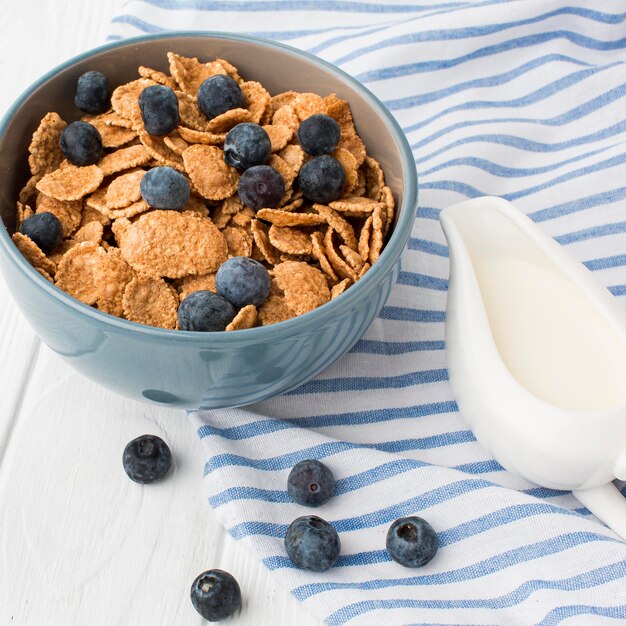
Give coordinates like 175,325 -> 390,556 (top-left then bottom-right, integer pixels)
299,155 -> 346,204
216,257 -> 271,308
238,165 -> 285,210
297,114 -> 341,156
19,212 -> 62,254
138,84 -> 180,136
224,123 -> 271,170
197,75 -> 246,120
60,121 -> 103,166
140,166 -> 190,210
178,290 -> 236,332
75,70 -> 110,114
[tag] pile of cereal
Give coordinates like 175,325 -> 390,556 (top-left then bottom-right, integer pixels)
13,52 -> 395,331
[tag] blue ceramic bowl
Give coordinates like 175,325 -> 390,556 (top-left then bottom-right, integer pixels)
0,33 -> 417,409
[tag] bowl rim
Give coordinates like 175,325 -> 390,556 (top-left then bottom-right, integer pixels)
0,31 -> 417,343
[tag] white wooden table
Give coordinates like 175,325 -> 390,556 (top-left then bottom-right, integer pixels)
0,3 -> 319,624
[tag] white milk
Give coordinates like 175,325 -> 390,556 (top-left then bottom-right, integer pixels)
474,256 -> 626,413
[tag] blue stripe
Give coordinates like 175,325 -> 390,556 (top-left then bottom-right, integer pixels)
284,368 -> 449,394
406,79 -> 626,149
204,431 -> 472,474
357,31 -> 626,84
324,560 -> 626,625
608,285 -> 626,296
555,220 -> 626,245
379,306 -> 445,322
398,271 -> 448,290
420,144 -> 615,178
536,603 -> 626,626
296,532 -> 619,601
584,253 -> 626,270
197,400 -> 457,441
530,185 -> 626,222
337,8 -> 626,68
387,53 -> 592,112
407,237 -> 448,256
350,339 -> 446,354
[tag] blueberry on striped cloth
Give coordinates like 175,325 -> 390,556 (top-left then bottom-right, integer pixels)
284,515 -> 341,572
287,459 -> 335,507
386,516 -> 438,568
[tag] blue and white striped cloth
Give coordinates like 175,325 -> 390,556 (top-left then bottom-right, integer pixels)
110,2 -> 626,624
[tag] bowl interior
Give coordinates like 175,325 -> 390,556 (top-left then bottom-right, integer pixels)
0,34 -> 409,242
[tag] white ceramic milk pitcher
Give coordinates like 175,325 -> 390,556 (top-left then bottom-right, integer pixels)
440,196 -> 626,540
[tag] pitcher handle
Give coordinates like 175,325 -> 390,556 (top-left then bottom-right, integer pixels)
573,483 -> 626,540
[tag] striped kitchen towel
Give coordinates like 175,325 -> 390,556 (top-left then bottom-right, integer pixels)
110,2 -> 626,624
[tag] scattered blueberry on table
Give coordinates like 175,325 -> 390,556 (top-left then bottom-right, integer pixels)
299,154 -> 346,204
190,569 -> 242,622
287,459 -> 335,507
60,120 -> 103,166
19,212 -> 62,254
386,515 -> 438,568
178,290 -> 237,332
224,123 -> 271,169
140,165 -> 190,210
284,515 -> 341,572
138,84 -> 180,136
237,164 -> 285,210
198,74 -> 246,120
74,70 -> 110,114
297,114 -> 341,156
216,257 -> 271,308
122,434 -> 172,484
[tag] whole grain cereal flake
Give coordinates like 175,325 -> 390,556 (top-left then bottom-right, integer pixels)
54,241 -> 108,305
226,304 -> 257,331
175,272 -> 217,301
273,261 -> 330,316
11,232 -> 56,277
122,274 -> 178,329
28,112 -> 66,180
268,224 -> 312,256
119,209 -> 228,278
255,209 -> 326,228
105,169 -> 145,209
331,278 -> 351,299
36,162 -> 104,202
98,144 -> 151,177
182,144 -> 238,201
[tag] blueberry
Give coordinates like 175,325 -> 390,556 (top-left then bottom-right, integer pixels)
139,84 -> 180,136
297,114 -> 341,156
216,257 -> 271,309
190,569 -> 241,622
197,75 -> 246,120
19,212 -> 62,254
386,516 -> 438,568
224,123 -> 271,170
75,70 -> 110,114
238,165 -> 284,210
122,435 -> 172,484
60,121 -> 103,166
287,459 -> 335,507
299,155 -> 346,204
140,166 -> 190,210
284,516 -> 341,572
178,290 -> 236,332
